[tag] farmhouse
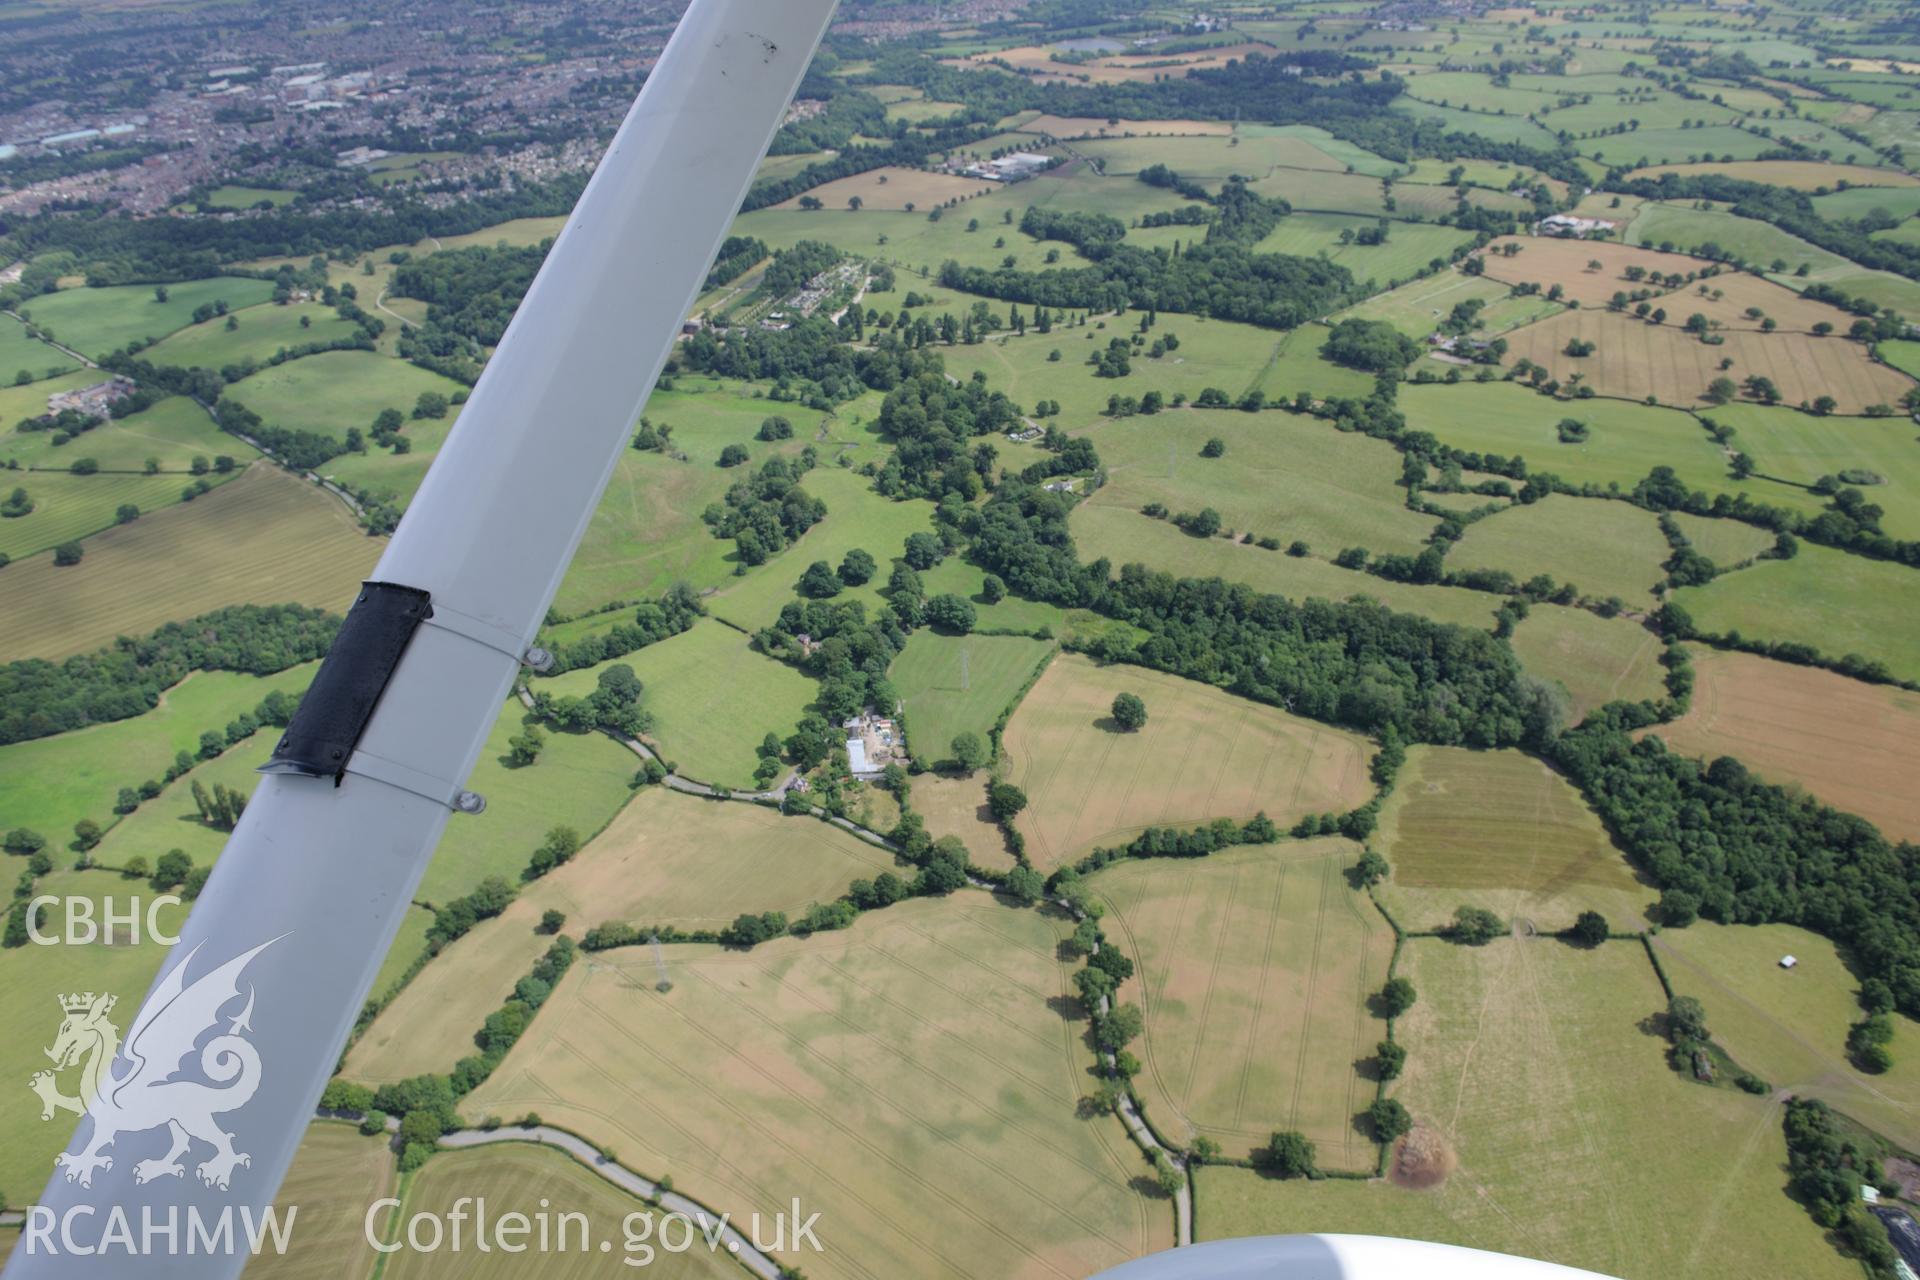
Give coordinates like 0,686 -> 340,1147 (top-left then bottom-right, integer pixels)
47,375 -> 136,417
962,152 -> 1054,182
843,710 -> 905,778
1535,214 -> 1618,239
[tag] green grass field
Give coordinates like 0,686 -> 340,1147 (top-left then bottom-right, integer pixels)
1391,99 -> 1560,149
1332,272 -> 1556,340
0,464 -> 378,661
550,378 -> 820,615
1672,541 -> 1920,682
0,394 -> 257,478
937,317 -> 1300,433
0,663 -> 315,851
1196,938 -> 1855,1280
417,698 -> 640,905
1250,214 -> 1474,290
465,896 -> 1174,1280
0,468 -> 236,561
1586,124 -> 1776,168
227,348 -> 465,451
1252,325 -> 1387,403
1694,401 -> 1920,540
85,731 -> 279,873
916,556 -> 1067,633
1005,653 -> 1376,871
0,867 -> 191,1196
1094,838 -> 1387,1169
1085,408 -> 1439,558
1070,502 -> 1501,630
1670,511 -> 1777,567
538,618 -> 816,789
891,631 -> 1052,763
1375,745 -> 1654,932
1655,921 -> 1920,1151
1450,495 -> 1671,608
0,312 -> 79,381
707,466 -> 938,633
146,301 -> 360,370
17,278 -> 277,359
1511,605 -> 1667,723
1400,381 -> 1733,498
200,185 -> 296,209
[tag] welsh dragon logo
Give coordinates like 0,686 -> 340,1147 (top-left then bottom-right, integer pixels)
30,937 -> 278,1191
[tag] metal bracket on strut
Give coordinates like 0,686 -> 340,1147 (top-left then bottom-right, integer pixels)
420,599 -> 553,672
343,750 -> 487,815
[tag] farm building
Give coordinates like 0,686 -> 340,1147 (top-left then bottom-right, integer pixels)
1535,214 -> 1618,239
962,152 -> 1055,182
47,376 -> 136,417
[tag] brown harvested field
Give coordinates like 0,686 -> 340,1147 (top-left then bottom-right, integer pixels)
1648,647 -> 1920,843
1624,160 -> 1920,191
1476,235 -> 1721,306
1651,269 -> 1860,333
776,165 -> 997,210
951,41 -> 1277,84
0,463 -> 379,661
251,1123 -> 396,1280
1094,839 -> 1389,1170
1003,654 -> 1375,872
1015,114 -> 1235,138
344,897 -> 556,1084
349,788 -> 906,1080
526,785 -> 897,931
1501,309 -> 1916,414
1374,746 -> 1655,933
464,896 -> 1174,1280
913,770 -> 1018,871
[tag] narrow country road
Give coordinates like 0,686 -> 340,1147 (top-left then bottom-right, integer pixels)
436,1127 -> 786,1280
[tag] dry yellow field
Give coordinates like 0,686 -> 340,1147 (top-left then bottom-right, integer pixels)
345,896 -> 557,1084
1003,655 -> 1376,871
1502,308 -> 1916,413
520,786 -> 900,930
464,896 -> 1174,1280
1624,160 -> 1920,191
912,769 -> 1018,871
950,42 -> 1277,85
1649,647 -> 1920,843
0,463 -> 378,660
1015,114 -> 1236,138
777,165 -> 998,210
348,788 -> 909,1080
1650,268 -> 1861,333
1476,235 -> 1723,306
383,1143 -> 742,1280
252,1123 -> 397,1280
1374,746 -> 1655,933
1194,937 -> 1855,1280
1094,839 -> 1388,1170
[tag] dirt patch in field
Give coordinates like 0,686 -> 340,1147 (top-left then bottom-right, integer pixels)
1389,1124 -> 1456,1189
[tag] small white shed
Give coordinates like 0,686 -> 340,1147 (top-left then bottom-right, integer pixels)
1780,955 -> 1798,969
